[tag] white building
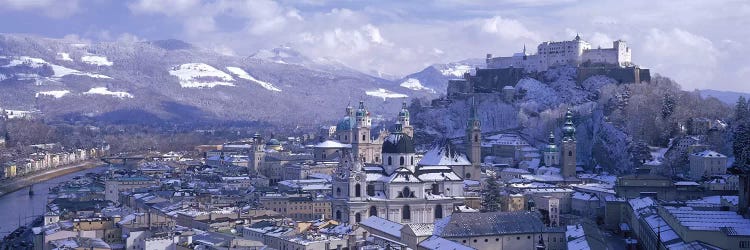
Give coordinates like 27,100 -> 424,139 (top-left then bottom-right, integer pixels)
486,35 -> 632,72
688,150 -> 728,180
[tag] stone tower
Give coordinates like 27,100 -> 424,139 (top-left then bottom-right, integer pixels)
543,131 -> 559,166
398,101 -> 413,138
465,97 -> 482,181
352,101 -> 374,163
561,109 -> 577,179
250,132 -> 265,172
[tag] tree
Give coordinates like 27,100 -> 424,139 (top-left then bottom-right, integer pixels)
661,93 -> 676,119
733,123 -> 750,168
481,176 -> 502,212
737,96 -> 749,121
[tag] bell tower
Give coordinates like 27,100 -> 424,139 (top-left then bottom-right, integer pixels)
561,109 -> 577,179
398,101 -> 413,137
465,97 -> 482,181
250,132 -> 265,172
353,101 -> 373,163
543,131 -> 559,166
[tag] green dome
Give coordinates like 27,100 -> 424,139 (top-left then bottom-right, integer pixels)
266,139 -> 281,145
336,116 -> 354,131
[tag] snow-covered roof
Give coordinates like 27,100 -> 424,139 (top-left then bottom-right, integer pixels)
692,150 -> 726,158
314,140 -> 351,149
404,223 -> 435,237
360,216 -> 403,238
418,143 -> 472,166
419,235 -> 475,250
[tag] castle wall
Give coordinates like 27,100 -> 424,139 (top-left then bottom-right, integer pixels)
577,66 -> 650,84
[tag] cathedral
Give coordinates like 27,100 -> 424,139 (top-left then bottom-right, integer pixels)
331,101 -> 479,224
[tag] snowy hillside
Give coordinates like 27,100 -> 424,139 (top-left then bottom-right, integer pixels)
0,33 -> 437,125
399,59 -> 484,93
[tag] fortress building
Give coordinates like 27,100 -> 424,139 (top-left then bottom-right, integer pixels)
486,34 -> 632,72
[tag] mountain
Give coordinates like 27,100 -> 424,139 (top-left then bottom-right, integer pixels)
397,58 -> 485,94
0,34 -> 437,126
698,89 -> 750,105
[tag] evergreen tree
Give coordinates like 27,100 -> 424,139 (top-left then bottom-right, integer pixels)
481,176 -> 502,212
733,123 -> 750,168
661,93 -> 676,119
736,96 -> 748,121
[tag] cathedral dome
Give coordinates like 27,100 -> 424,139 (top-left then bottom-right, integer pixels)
382,133 -> 415,154
336,117 -> 354,131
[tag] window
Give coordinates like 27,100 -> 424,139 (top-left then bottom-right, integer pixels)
568,151 -> 572,156
362,134 -> 366,141
402,205 -> 411,220
432,183 -> 440,195
388,156 -> 392,165
474,134 -> 478,142
336,188 -> 341,196
355,184 -> 361,197
466,173 -> 471,179
400,156 -> 405,165
367,184 -> 375,196
740,241 -> 750,248
355,213 -> 361,223
370,206 -> 378,217
411,157 -> 414,165
335,210 -> 341,220
435,204 -> 443,219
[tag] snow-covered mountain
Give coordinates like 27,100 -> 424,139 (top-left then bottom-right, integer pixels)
0,34 -> 436,125
398,59 -> 485,94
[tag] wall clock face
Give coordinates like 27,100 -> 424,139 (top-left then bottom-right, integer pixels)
355,175 -> 362,182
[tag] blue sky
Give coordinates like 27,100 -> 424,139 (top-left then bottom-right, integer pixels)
1,0 -> 749,92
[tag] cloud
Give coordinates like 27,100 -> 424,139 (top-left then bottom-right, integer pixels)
642,28 -> 719,90
0,0 -> 80,18
480,16 -> 540,41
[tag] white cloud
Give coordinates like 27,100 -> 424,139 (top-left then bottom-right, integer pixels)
0,0 -> 79,18
480,16 -> 540,41
642,28 -> 719,90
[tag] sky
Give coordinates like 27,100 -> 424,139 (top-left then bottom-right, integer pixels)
1,0 -> 749,92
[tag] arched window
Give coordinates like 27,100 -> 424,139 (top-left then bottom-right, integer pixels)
388,156 -> 392,165
474,134 -> 478,142
369,206 -> 378,217
402,205 -> 411,221
355,184 -> 361,197
400,187 -> 412,198
336,188 -> 341,196
435,204 -> 443,219
568,151 -> 573,156
355,213 -> 361,223
367,184 -> 375,196
362,134 -> 366,141
411,157 -> 414,165
400,156 -> 405,165
335,210 -> 341,220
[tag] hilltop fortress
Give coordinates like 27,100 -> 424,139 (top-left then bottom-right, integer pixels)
447,35 -> 650,98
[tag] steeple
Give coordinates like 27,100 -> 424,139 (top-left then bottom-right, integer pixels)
465,96 -> 482,181
562,109 -> 576,141
398,101 -> 413,137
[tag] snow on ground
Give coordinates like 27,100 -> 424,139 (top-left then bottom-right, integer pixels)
225,66 -> 281,92
1,56 -> 111,79
3,56 -> 48,68
36,90 -> 70,98
440,64 -> 472,78
80,55 -> 113,66
399,78 -> 434,92
365,88 -> 408,101
56,52 -> 73,61
3,110 -> 34,119
84,87 -> 133,98
169,63 -> 235,88
48,64 -> 111,79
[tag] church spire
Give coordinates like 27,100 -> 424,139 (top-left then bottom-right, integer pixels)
562,109 -> 576,141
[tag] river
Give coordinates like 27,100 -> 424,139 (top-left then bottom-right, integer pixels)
0,166 -> 106,238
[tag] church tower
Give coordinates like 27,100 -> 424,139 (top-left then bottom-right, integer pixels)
398,101 -> 413,137
543,131 -> 559,166
465,97 -> 482,181
352,101 -> 374,163
250,132 -> 265,172
561,109 -> 577,179
331,151 -> 368,224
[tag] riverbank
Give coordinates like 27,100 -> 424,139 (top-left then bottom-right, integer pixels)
0,160 -> 101,196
